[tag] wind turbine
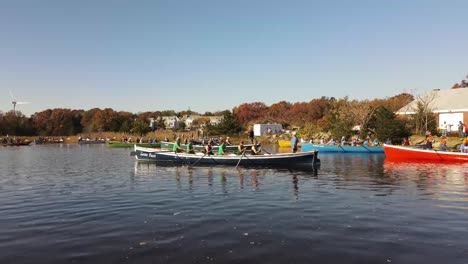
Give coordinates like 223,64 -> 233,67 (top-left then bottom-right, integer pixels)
9,91 -> 29,113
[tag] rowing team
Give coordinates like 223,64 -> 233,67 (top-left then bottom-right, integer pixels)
172,138 -> 261,155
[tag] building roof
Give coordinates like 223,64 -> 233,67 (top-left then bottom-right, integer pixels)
396,88 -> 468,114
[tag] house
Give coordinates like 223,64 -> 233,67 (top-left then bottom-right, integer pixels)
179,114 -> 224,129
208,116 -> 224,126
180,114 -> 202,130
253,124 -> 283,136
148,116 -> 180,130
396,88 -> 468,131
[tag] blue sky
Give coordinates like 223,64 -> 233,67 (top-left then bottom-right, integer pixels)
1,0 -> 467,116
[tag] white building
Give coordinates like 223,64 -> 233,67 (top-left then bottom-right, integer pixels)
396,88 -> 468,131
253,124 -> 283,136
149,116 -> 180,130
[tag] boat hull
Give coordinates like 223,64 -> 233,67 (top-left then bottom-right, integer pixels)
302,143 -> 383,153
134,146 -> 319,169
78,140 -> 106,145
1,141 -> 32,146
383,144 -> 468,162
106,141 -> 161,148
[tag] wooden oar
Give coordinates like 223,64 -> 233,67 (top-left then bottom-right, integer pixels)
361,144 -> 372,152
235,150 -> 246,168
262,148 -> 272,155
242,152 -> 256,166
189,153 -> 206,168
173,151 -> 187,165
338,144 -> 346,152
432,148 -> 445,161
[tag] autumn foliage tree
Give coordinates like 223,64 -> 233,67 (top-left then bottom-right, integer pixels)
267,101 -> 292,126
0,91 -> 418,138
31,109 -> 83,136
232,102 -> 268,125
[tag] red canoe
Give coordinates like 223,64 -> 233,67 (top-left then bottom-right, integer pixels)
383,144 -> 468,162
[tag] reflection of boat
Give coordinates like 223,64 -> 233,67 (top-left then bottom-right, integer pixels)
160,141 -> 253,153
133,145 -> 319,169
384,144 -> 468,162
278,140 -> 301,148
302,143 -> 383,153
106,141 -> 161,148
383,159 -> 468,180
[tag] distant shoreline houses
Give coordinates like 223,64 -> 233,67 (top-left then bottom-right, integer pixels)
148,115 -> 224,131
396,87 -> 468,131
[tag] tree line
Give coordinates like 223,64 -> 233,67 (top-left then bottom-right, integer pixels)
0,93 -> 419,143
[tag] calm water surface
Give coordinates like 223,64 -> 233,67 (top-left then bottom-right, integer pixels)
1,144 -> 468,264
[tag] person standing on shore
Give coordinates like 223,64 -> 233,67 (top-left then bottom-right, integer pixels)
248,127 -> 254,144
458,121 -> 464,138
441,121 -> 447,137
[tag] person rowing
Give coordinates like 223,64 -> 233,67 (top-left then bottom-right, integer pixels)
251,140 -> 261,155
238,140 -> 246,154
218,139 -> 227,155
173,137 -> 184,153
186,139 -> 195,154
204,140 -> 214,155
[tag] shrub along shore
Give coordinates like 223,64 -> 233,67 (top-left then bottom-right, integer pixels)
9,131 -> 465,152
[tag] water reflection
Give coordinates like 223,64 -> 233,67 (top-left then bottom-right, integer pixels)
292,174 -> 298,201
384,160 -> 468,207
384,160 -> 468,184
4,147 -> 468,263
134,162 -> 305,195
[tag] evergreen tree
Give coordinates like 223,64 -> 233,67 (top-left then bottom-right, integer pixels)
210,111 -> 242,135
364,106 -> 410,143
131,119 -> 150,137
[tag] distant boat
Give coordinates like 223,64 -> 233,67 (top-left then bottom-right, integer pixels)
384,144 -> 468,162
34,138 -> 64,144
1,141 -> 32,146
277,140 -> 301,148
78,139 -> 107,145
302,143 -> 384,153
133,145 -> 320,170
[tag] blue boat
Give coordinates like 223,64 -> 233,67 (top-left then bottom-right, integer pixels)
301,143 -> 384,153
